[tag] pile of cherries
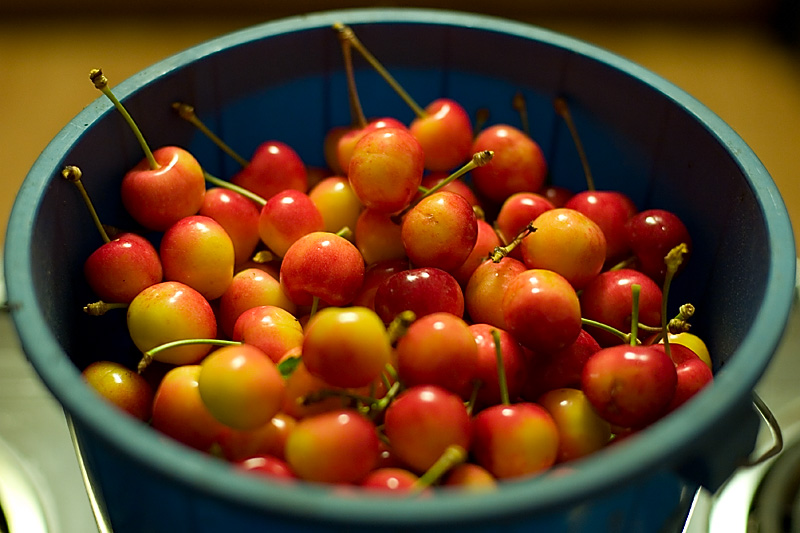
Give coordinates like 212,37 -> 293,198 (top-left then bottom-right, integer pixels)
75,25 -> 714,493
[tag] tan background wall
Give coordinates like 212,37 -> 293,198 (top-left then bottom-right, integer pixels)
1,1 -> 798,250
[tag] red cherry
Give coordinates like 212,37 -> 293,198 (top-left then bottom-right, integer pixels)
626,209 -> 692,283
231,140 -> 307,201
83,232 -> 163,304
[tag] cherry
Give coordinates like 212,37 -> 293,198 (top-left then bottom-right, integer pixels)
360,468 -> 419,493
127,281 -> 217,368
347,127 -> 425,214
464,256 -> 526,330
217,267 -> 297,339
538,388 -> 612,463
257,189 -> 325,258
150,365 -> 229,452
442,463 -> 498,491
520,329 -> 601,401
494,192 -> 555,256
520,207 -> 607,290
471,124 -> 548,204
564,190 -> 638,264
81,360 -> 154,421
625,209 -> 692,284
302,306 -> 392,388
284,408 -> 380,484
395,312 -> 478,397
354,208 -> 407,265
373,267 -> 464,325
383,385 -> 472,473
538,184 -> 574,207
231,140 -> 308,202
579,268 -> 663,347
217,412 -> 296,462
337,117 -> 408,174
468,324 -> 526,408
279,231 -> 366,308
502,268 -> 582,354
159,215 -> 235,301
471,402 -> 559,480
237,455 -> 297,480
197,343 -> 285,431
400,190 -> 478,273
351,259 -> 409,311
653,343 -> 714,412
307,176 -> 364,235
231,305 -> 304,364
198,187 -> 262,266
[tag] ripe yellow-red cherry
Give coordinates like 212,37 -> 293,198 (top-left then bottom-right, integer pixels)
538,387 -> 612,463
302,306 -> 392,388
198,344 -> 285,431
126,281 -> 217,366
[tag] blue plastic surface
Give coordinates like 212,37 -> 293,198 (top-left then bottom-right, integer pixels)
4,8 -> 797,533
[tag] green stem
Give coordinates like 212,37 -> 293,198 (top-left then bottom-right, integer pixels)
203,171 -> 267,207
90,69 -> 159,171
308,296 -> 320,320
336,35 -> 368,129
138,338 -> 241,374
83,300 -> 128,316
465,380 -> 481,417
62,166 -> 110,244
491,329 -> 510,406
172,102 -> 250,168
410,444 -> 467,494
581,318 -> 633,344
660,243 -> 689,359
333,23 -> 427,118
554,96 -> 594,192
391,151 -> 493,224
630,284 -> 641,347
512,92 -> 530,138
490,221 -> 537,262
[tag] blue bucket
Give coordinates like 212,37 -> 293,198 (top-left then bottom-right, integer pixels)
4,8 -> 797,533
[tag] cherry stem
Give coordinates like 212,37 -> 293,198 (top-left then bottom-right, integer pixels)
335,226 -> 354,240
336,31 -> 368,129
512,92 -> 530,138
466,379 -> 481,417
630,284 -> 641,347
607,256 -> 637,272
61,165 -> 111,244
203,170 -> 267,207
490,221 -> 537,262
308,296 -> 321,320
391,151 -> 493,223
581,318 -> 637,344
83,300 -> 128,316
138,338 -> 241,374
410,444 -> 467,494
90,69 -> 159,171
333,23 -> 427,119
647,303 -> 695,345
251,250 -> 275,263
553,96 -> 595,192
474,108 -> 490,137
491,329 -> 511,406
172,102 -> 250,168
660,243 -> 689,358
387,310 -> 416,345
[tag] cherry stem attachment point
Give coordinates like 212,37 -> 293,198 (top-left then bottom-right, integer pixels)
62,165 -> 111,244
581,318 -> 637,344
172,102 -> 250,168
554,96 -> 595,192
387,310 -> 416,345
491,221 -> 537,262
332,23 -> 427,119
90,68 -> 159,171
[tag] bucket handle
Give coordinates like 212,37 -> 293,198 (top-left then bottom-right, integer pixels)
740,391 -> 783,467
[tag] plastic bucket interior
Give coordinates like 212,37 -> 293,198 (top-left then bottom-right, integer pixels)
4,8 -> 797,533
